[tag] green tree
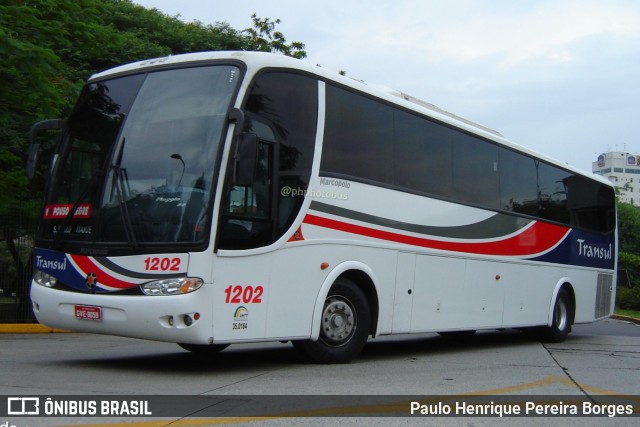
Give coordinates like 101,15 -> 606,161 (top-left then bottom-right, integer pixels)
1,1 -> 83,312
0,0 -> 307,320
618,202 -> 640,254
242,14 -> 306,59
617,202 -> 640,309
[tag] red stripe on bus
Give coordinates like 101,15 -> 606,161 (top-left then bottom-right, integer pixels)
303,214 -> 569,256
69,255 -> 135,288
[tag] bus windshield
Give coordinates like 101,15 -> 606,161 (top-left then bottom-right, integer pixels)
38,65 -> 240,248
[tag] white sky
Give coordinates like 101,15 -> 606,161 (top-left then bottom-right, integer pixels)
133,0 -> 640,173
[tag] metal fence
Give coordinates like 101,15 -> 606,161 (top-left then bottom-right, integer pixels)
0,204 -> 36,323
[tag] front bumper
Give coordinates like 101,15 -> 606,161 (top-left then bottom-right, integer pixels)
30,281 -> 216,345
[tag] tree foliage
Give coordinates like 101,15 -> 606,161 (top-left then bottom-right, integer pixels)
0,0 -> 306,309
1,0 -> 305,225
617,202 -> 640,255
616,201 -> 640,309
617,202 -> 640,307
243,14 -> 306,59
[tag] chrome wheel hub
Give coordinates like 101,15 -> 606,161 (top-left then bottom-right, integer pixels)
555,299 -> 567,331
321,297 -> 356,344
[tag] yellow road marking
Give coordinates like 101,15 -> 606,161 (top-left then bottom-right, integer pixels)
0,324 -> 71,333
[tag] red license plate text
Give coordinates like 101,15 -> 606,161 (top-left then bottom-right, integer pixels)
75,305 -> 102,321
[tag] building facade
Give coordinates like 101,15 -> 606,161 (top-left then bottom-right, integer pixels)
592,151 -> 640,205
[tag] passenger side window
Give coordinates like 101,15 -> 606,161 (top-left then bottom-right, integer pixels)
218,71 -> 318,250
394,110 -> 453,197
537,163 -> 570,224
319,82 -> 615,234
452,132 -> 500,209
499,149 -> 539,216
322,85 -> 393,183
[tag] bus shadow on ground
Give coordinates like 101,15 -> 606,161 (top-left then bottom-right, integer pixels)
53,328 -> 580,374
53,341 -> 300,374
359,329 -> 538,361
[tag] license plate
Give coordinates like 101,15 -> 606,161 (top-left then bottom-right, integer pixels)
75,305 -> 102,321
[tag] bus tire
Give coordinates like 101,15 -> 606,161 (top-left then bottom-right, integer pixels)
542,289 -> 572,343
178,343 -> 229,354
294,278 -> 371,364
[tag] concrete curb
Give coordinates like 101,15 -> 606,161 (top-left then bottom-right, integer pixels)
0,324 -> 72,333
611,314 -> 640,325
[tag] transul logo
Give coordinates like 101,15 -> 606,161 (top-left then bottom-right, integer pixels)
34,255 -> 67,271
577,239 -> 612,260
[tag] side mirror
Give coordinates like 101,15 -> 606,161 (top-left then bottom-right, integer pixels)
26,118 -> 64,180
233,133 -> 258,186
26,143 -> 40,181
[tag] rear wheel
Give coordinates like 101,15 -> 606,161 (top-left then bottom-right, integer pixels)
293,278 -> 371,364
542,289 -> 572,342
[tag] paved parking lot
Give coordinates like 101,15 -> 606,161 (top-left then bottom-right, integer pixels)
0,319 -> 638,426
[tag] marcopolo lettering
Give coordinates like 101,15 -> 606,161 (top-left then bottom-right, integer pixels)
319,177 -> 351,188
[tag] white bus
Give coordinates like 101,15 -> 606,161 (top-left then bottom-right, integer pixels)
29,51 -> 617,363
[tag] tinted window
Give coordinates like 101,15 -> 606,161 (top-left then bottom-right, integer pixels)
537,163 -> 570,224
565,175 -> 616,233
320,83 -> 615,233
394,110 -> 453,196
97,66 -> 239,244
499,149 -> 539,216
245,72 -> 317,174
219,72 -> 318,250
322,85 -> 393,183
244,72 -> 318,235
452,132 -> 499,208
52,75 -> 145,206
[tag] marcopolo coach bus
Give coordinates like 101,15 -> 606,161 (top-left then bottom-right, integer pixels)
28,51 -> 617,363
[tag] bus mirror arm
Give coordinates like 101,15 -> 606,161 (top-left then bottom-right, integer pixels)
26,118 -> 65,180
228,107 -> 245,136
233,132 -> 258,186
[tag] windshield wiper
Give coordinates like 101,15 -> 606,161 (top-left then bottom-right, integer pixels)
112,138 -> 139,249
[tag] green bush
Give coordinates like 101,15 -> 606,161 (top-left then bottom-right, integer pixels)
617,286 -> 640,310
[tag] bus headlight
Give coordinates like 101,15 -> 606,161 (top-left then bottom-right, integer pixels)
140,277 -> 203,296
33,269 -> 57,288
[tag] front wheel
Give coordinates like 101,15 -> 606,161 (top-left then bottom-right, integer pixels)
293,278 -> 371,364
542,289 -> 572,342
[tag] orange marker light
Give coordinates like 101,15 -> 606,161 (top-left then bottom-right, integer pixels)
320,262 -> 330,270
